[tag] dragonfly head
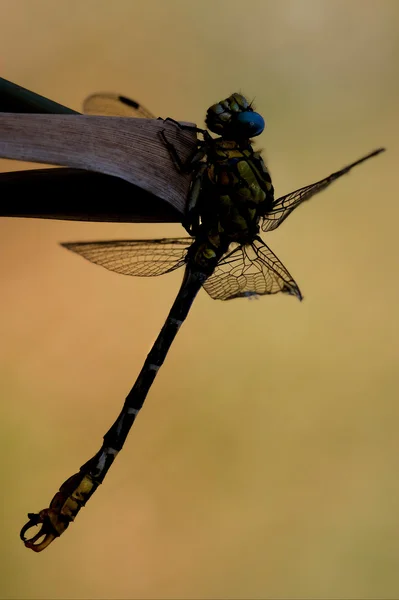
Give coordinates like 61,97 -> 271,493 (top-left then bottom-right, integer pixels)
206,93 -> 265,139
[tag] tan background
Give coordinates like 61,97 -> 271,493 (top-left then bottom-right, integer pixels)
0,1 -> 398,598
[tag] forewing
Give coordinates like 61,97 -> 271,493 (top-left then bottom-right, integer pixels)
61,238 -> 192,277
203,238 -> 302,300
261,148 -> 385,232
83,93 -> 155,118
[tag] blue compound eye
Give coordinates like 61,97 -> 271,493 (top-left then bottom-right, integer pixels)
235,111 -> 265,137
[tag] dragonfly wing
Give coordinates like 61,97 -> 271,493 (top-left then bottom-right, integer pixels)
61,238 -> 192,277
261,148 -> 385,232
203,238 -> 302,301
83,93 -> 156,118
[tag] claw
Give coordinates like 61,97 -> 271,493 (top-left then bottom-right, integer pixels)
20,470 -> 99,552
20,508 -> 66,552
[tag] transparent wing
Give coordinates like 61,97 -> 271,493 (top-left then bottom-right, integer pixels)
61,237 -> 192,277
261,148 -> 385,232
203,237 -> 302,301
83,93 -> 156,118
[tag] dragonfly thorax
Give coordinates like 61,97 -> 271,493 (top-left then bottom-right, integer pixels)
191,136 -> 273,252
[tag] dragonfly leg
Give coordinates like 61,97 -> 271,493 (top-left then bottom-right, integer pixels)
162,117 -> 208,138
184,162 -> 207,235
159,128 -> 206,173
159,129 -> 187,172
159,127 -> 208,234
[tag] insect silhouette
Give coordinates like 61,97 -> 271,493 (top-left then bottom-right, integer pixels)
20,92 -> 385,551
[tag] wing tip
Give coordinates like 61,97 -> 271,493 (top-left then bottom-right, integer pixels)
283,283 -> 303,301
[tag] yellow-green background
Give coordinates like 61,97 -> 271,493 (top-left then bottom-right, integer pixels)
1,1 -> 398,598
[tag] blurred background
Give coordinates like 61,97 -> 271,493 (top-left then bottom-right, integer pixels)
0,0 -> 398,598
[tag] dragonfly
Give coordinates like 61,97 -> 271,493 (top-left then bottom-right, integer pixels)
20,92 -> 385,551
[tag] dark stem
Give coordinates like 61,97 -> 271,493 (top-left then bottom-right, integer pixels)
0,168 -> 182,223
0,76 -> 78,114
